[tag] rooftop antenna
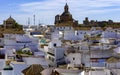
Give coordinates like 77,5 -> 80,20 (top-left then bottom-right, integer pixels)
39,20 -> 41,25
33,15 -> 35,26
28,17 -> 30,28
26,20 -> 28,26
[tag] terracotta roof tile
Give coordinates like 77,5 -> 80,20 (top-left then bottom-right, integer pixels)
22,64 -> 44,75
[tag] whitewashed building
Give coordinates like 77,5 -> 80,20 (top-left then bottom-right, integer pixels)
10,61 -> 27,75
4,34 -> 39,52
66,53 -> 81,69
22,57 -> 48,68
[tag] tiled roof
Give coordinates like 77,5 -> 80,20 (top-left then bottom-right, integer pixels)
22,64 -> 44,75
106,57 -> 119,63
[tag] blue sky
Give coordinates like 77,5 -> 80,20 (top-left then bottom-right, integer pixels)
0,0 -> 120,25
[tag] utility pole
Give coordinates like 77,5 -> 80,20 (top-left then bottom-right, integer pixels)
28,17 -> 30,26
33,15 -> 35,26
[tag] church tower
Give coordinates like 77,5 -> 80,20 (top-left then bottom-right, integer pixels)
64,3 -> 69,13
54,2 -> 78,27
3,16 -> 16,28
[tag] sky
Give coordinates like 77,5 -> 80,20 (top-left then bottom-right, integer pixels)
0,0 -> 120,25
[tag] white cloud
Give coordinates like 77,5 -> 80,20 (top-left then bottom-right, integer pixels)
18,0 -> 120,24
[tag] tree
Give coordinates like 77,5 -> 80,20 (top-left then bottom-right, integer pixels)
101,22 -> 108,27
12,22 -> 22,30
12,22 -> 19,28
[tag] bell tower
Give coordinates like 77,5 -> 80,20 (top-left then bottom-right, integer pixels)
54,0 -> 78,27
64,3 -> 69,13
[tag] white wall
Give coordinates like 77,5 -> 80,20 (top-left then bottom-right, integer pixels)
64,31 -> 76,40
0,59 -> 5,70
55,26 -> 73,31
89,70 -> 110,75
2,70 -> 13,75
101,31 -> 117,38
64,30 -> 87,40
23,57 -> 48,68
66,53 -> 81,65
0,38 -> 4,46
10,63 -> 27,75
55,47 -> 65,62
4,34 -> 39,51
49,39 -> 62,48
51,31 -> 59,39
44,46 -> 49,52
107,62 -> 120,69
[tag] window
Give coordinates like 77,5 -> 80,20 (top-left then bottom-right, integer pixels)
53,43 -> 57,47
77,32 -> 78,35
73,57 -> 75,60
49,56 -> 51,60
60,27 -> 62,29
49,57 -> 54,62
52,58 -> 54,62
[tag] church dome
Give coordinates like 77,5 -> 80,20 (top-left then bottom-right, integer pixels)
61,12 -> 73,22
6,16 -> 15,22
61,3 -> 72,17
61,12 -> 72,17
60,3 -> 73,22
54,3 -> 78,26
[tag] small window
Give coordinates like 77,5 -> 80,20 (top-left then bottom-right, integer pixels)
73,57 -> 75,60
49,57 -> 51,60
77,32 -> 78,35
53,43 -> 57,47
52,58 -> 54,62
60,27 -> 62,29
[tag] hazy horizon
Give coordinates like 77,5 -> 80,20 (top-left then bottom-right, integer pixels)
0,0 -> 120,25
